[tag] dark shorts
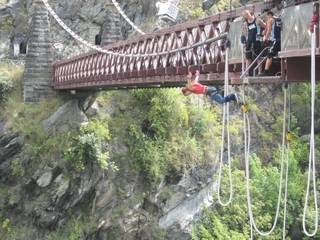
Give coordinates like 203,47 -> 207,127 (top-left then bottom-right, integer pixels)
267,40 -> 281,58
245,39 -> 261,60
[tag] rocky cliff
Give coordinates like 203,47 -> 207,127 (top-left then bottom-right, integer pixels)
0,0 -> 157,60
0,91 -> 227,239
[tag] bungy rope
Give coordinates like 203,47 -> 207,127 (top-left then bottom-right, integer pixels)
217,45 -> 233,206
41,0 -> 227,58
240,44 -> 253,240
243,79 -> 288,236
302,24 -> 318,237
282,84 -> 292,240
111,0 -> 145,35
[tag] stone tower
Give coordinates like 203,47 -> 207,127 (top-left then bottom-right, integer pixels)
23,0 -> 54,102
101,1 -> 122,46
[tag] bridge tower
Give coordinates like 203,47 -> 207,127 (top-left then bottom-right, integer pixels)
23,0 -> 55,102
101,1 -> 122,46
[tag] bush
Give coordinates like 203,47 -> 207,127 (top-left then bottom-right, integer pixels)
10,159 -> 25,177
192,139 -> 309,240
63,120 -> 114,172
128,124 -> 167,183
0,73 -> 13,102
48,217 -> 96,240
0,63 -> 24,106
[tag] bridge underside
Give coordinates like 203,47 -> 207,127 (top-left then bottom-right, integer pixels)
54,51 -> 320,91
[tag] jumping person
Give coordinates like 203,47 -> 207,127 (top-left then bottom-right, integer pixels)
260,11 -> 282,76
242,10 -> 266,76
181,70 -> 238,105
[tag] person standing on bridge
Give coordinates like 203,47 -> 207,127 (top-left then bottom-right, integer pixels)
242,10 -> 266,76
181,70 -> 238,105
259,11 -> 282,76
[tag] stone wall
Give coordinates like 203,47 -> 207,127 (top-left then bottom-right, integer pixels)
23,0 -> 55,102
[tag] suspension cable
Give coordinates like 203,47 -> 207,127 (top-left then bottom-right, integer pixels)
217,45 -> 233,206
111,0 -> 145,35
41,0 -> 226,58
244,84 -> 287,237
302,25 -> 318,237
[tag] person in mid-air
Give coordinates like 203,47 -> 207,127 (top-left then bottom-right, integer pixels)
181,70 -> 238,105
259,11 -> 282,76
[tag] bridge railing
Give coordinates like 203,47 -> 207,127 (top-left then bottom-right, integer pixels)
52,1 -> 276,89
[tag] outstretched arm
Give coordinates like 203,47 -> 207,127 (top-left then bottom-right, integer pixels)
194,70 -> 200,83
183,91 -> 192,96
258,18 -> 266,29
187,71 -> 194,87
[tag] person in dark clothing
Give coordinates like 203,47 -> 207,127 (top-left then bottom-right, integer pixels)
260,11 -> 282,76
182,71 -> 238,105
242,10 -> 266,76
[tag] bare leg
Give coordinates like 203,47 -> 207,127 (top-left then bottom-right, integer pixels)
246,59 -> 252,70
265,57 -> 272,70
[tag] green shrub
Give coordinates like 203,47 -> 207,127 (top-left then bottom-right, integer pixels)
128,124 -> 167,183
1,218 -> 12,234
63,120 -> 114,172
0,16 -> 14,32
10,159 -> 25,177
0,73 -> 13,102
192,139 -> 309,240
48,217 -> 96,240
0,218 -> 16,239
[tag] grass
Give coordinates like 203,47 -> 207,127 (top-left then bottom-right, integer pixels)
0,63 -> 69,171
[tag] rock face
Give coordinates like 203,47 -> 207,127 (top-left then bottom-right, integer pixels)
0,1 -> 228,239
23,0 -> 55,102
42,99 -> 88,133
36,169 -> 53,188
0,93 -> 226,240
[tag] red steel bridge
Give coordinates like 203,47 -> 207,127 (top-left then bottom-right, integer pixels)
52,0 -> 320,91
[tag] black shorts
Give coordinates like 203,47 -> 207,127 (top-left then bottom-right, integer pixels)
267,40 -> 281,58
245,40 -> 261,60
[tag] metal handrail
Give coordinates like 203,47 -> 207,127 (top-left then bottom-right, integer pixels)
240,46 -> 269,79
253,56 -> 268,76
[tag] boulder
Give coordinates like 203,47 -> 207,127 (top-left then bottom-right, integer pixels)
85,101 -> 100,117
51,174 -> 70,204
42,99 -> 88,133
36,170 -> 53,188
0,133 -> 23,164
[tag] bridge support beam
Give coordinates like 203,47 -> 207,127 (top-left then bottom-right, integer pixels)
23,0 -> 55,102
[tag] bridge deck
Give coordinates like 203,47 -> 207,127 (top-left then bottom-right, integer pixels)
52,0 -> 320,91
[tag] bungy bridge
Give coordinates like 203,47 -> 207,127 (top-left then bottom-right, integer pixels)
51,0 -> 319,91
22,1 -> 320,237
